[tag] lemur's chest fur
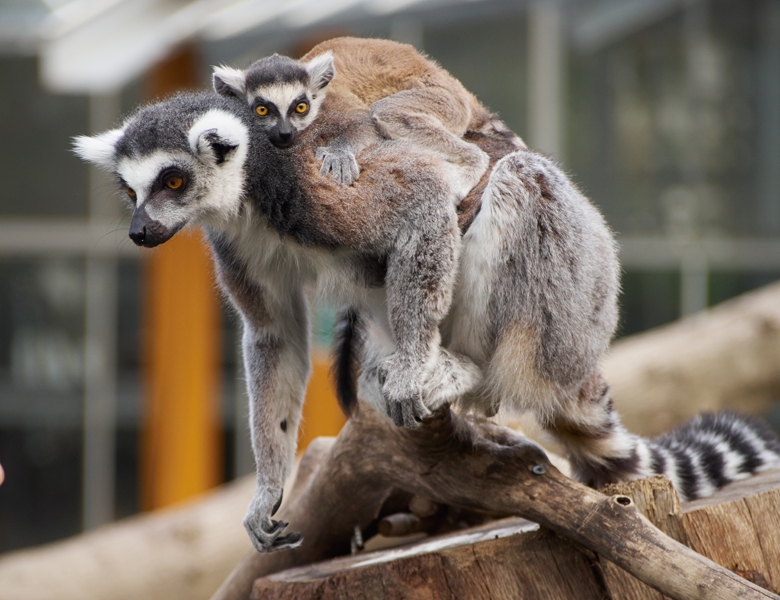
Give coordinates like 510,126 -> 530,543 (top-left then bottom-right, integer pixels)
210,211 -> 386,308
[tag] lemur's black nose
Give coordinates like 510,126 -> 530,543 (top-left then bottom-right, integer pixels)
129,209 -> 148,246
128,225 -> 146,245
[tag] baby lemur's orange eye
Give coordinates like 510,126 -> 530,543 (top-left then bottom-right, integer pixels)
165,176 -> 183,190
125,186 -> 136,199
295,102 -> 309,114
255,105 -> 269,116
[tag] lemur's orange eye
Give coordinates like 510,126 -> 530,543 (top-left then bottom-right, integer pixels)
295,102 -> 309,114
165,176 -> 183,190
125,186 -> 136,198
255,105 -> 269,116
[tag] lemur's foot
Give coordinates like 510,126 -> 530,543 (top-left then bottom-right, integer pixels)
423,349 -> 483,410
377,355 -> 431,428
316,145 -> 360,186
243,486 -> 303,553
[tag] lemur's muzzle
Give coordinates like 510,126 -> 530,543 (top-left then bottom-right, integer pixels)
129,207 -> 179,248
271,121 -> 296,148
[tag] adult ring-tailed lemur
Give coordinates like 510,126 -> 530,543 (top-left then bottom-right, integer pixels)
75,38 -> 780,554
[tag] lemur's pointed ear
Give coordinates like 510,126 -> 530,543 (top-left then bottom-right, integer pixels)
305,51 -> 335,91
188,109 -> 248,165
72,127 -> 124,168
213,65 -> 248,99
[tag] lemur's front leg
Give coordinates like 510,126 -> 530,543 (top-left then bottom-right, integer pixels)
315,114 -> 375,186
211,238 -> 309,553
379,215 -> 462,428
241,300 -> 309,553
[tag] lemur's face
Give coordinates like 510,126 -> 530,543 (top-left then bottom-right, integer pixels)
74,103 -> 249,248
248,82 -> 315,148
213,51 -> 335,148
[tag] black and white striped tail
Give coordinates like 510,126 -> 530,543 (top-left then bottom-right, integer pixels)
544,371 -> 780,502
638,411 -> 780,501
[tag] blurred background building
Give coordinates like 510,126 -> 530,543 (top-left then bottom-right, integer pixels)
0,0 -> 778,553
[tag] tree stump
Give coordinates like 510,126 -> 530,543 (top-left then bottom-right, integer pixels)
210,406 -> 778,600
251,470 -> 780,599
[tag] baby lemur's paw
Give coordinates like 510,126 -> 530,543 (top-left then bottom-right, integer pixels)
244,485 -> 303,553
377,354 -> 431,428
316,145 -> 360,186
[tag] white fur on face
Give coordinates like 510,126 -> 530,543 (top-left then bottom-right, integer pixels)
248,82 -> 324,131
116,150 -> 195,230
116,149 -> 187,206
73,127 -> 125,168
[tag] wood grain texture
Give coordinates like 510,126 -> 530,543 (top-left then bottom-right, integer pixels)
253,526 -> 606,600
598,472 -> 780,599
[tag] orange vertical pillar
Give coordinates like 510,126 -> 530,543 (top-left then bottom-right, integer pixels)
140,47 -> 223,510
298,351 -> 347,452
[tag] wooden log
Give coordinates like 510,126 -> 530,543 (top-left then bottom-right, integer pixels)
213,406 -> 778,600
0,476 -> 255,600
250,467 -> 780,599
604,280 -> 780,437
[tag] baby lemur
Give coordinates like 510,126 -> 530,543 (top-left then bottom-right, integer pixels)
213,37 -> 517,189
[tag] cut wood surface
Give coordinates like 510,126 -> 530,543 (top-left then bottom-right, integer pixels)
254,521 -> 606,600
605,280 -> 780,437
601,471 -> 780,599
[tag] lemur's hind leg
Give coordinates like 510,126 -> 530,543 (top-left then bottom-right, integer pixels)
542,371 -> 780,501
370,89 -> 490,200
538,370 -> 650,489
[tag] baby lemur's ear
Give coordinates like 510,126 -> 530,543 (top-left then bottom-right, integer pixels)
305,51 -> 335,91
213,65 -> 248,99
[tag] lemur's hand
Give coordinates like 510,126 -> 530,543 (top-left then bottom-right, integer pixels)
316,144 -> 360,186
377,354 -> 431,428
243,484 -> 302,553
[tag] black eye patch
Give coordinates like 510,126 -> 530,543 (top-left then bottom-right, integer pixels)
288,96 -> 309,116
253,99 -> 280,116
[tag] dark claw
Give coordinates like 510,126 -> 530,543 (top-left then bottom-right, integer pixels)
272,489 -> 284,516
269,519 -> 288,535
271,531 -> 303,550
